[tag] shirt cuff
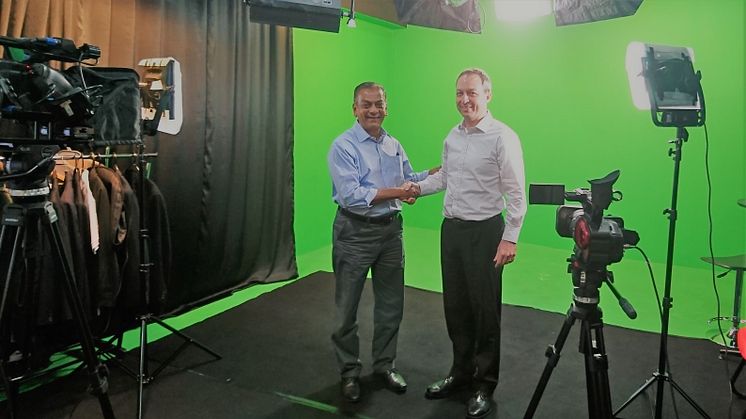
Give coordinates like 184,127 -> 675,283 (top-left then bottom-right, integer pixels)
502,226 -> 521,243
364,188 -> 378,207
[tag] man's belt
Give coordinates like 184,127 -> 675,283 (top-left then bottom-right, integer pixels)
338,207 -> 400,225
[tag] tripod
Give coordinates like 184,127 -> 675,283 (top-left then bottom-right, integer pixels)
524,276 -> 615,418
0,186 -> 115,418
614,127 -> 710,418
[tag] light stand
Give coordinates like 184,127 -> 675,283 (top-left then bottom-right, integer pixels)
614,127 -> 709,418
129,90 -> 222,419
617,43 -> 709,418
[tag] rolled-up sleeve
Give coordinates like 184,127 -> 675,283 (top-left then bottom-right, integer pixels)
328,141 -> 377,208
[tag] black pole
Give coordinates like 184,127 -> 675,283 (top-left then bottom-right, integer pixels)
135,142 -> 152,419
130,139 -> 221,419
653,128 -> 686,418
615,127 -> 710,418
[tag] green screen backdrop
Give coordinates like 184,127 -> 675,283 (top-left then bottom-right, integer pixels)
293,0 -> 745,337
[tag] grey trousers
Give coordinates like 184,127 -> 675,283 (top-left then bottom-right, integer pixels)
331,211 -> 405,378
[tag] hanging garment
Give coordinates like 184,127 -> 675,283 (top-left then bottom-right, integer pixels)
111,166 -> 141,314
126,167 -> 172,314
88,167 -> 119,309
58,170 -> 92,318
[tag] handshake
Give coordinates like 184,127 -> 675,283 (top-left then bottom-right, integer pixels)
397,181 -> 422,205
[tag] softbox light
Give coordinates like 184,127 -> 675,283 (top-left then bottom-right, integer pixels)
394,0 -> 481,33
245,0 -> 342,33
626,42 -> 705,127
553,0 -> 643,26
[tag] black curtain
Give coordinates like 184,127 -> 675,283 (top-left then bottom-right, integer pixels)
1,0 -> 297,313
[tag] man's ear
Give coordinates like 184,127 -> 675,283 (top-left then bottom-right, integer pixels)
486,90 -> 493,102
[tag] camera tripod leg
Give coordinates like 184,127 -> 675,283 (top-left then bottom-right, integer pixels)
0,219 -> 25,419
524,304 -> 577,419
580,311 -> 612,418
41,202 -> 116,419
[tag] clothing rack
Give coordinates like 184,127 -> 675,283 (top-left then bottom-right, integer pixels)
52,152 -> 159,160
101,143 -> 220,419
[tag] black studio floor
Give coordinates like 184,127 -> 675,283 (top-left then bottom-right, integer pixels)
8,272 -> 746,419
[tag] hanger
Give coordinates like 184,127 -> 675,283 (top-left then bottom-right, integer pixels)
53,148 -> 95,182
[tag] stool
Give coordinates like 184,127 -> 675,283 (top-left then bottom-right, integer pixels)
702,254 -> 746,349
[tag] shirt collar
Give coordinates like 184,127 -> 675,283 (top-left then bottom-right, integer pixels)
352,120 -> 388,143
458,112 -> 496,134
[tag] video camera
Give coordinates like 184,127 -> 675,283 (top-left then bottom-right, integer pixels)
0,35 -> 141,189
0,36 -> 101,140
529,170 -> 639,314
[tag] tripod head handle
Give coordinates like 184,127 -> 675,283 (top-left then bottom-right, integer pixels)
604,272 -> 637,319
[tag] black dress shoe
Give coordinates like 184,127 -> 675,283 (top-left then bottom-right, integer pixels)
425,375 -> 469,399
341,377 -> 361,402
378,368 -> 407,393
466,390 -> 492,419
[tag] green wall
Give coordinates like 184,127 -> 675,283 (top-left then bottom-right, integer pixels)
292,0 -> 744,337
294,0 -> 744,268
385,0 -> 745,268
294,16 -> 397,259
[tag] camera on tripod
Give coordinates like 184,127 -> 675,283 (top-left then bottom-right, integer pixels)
529,170 -> 640,309
525,170 -> 642,419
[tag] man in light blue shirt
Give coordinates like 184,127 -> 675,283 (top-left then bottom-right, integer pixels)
328,81 -> 437,403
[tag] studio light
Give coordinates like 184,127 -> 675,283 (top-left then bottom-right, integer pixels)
617,41 -> 710,419
554,0 -> 643,26
625,42 -> 705,127
245,0 -> 343,33
494,0 -> 553,23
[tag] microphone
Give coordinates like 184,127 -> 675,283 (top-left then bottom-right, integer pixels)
0,35 -> 101,62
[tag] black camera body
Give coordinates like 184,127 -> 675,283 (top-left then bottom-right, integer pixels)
530,170 -> 639,306
0,35 -> 141,190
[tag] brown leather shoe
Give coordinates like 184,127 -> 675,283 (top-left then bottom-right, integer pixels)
378,368 -> 407,393
340,377 -> 361,402
425,375 -> 470,399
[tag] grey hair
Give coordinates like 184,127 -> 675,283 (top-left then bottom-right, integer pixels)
457,68 -> 492,93
353,81 -> 387,102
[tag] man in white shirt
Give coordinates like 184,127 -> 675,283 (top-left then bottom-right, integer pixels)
410,68 -> 526,419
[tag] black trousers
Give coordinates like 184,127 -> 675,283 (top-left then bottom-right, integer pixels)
440,215 -> 504,394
